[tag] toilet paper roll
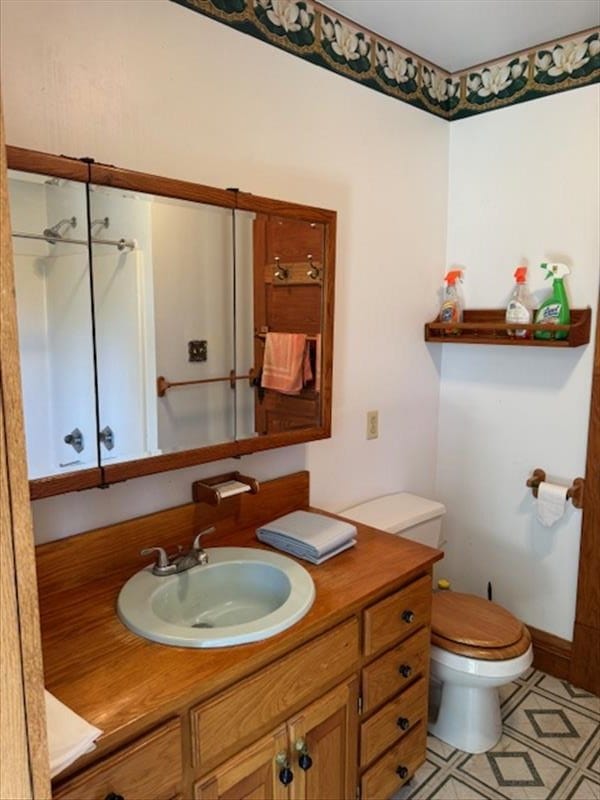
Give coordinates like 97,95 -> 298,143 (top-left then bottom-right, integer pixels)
215,480 -> 252,500
536,481 -> 568,527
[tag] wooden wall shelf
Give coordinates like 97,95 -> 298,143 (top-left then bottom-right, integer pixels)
424,308 -> 591,347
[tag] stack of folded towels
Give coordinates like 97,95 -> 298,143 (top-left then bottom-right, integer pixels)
257,510 -> 357,564
45,690 -> 102,777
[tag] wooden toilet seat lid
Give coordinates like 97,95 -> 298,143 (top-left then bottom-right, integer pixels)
432,592 -> 523,648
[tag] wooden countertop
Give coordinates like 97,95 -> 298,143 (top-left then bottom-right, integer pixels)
36,472 -> 442,767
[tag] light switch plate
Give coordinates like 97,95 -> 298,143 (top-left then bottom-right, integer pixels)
366,410 -> 378,440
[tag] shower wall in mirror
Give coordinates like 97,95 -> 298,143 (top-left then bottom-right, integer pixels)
7,147 -> 336,498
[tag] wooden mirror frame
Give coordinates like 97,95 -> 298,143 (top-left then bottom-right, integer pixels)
6,146 -> 336,499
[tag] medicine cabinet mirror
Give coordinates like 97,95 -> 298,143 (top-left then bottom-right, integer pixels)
7,147 -> 336,498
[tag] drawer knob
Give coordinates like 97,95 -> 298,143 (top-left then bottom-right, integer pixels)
396,765 -> 409,780
105,794 -> 125,800
401,609 -> 415,624
397,716 -> 410,731
398,664 -> 412,679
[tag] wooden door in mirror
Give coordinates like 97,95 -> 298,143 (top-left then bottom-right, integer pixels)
253,215 -> 325,434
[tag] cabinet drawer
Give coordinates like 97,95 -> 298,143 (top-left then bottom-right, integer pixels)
361,722 -> 426,800
362,626 -> 429,714
360,677 -> 427,767
53,719 -> 182,800
191,619 -> 359,769
363,575 -> 431,657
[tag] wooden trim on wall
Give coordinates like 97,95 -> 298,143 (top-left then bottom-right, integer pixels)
1,95 -> 51,799
570,299 -> 600,695
527,625 -> 572,681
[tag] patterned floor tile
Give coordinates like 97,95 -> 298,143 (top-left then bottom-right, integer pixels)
564,773 -> 600,799
391,669 -> 599,800
427,734 -> 460,763
534,673 -> 600,716
503,689 -> 599,761
457,732 -> 573,799
500,681 -> 522,708
409,774 -> 497,799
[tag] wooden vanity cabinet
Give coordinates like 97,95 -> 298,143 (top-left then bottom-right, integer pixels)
359,575 -> 432,799
50,573 -> 433,800
194,678 -> 358,800
52,718 -> 182,800
42,480 -> 438,800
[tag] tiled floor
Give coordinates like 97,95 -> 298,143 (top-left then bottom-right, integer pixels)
394,669 -> 600,800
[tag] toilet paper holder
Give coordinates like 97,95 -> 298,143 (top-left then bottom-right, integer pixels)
526,468 -> 585,509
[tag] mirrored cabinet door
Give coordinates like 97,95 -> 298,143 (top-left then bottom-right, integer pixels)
8,169 -> 99,482
7,147 -> 335,497
89,185 -> 238,465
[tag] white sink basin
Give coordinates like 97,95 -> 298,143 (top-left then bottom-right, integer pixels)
117,547 -> 315,648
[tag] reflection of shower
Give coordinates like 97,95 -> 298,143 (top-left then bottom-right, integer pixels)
12,216 -> 136,251
43,216 -> 77,242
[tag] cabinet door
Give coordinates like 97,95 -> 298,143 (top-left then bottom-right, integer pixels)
194,726 -> 288,800
287,677 -> 358,800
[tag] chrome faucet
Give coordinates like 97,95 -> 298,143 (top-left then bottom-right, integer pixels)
141,527 -> 215,576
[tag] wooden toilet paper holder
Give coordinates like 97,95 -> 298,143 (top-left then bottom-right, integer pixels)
526,468 -> 585,509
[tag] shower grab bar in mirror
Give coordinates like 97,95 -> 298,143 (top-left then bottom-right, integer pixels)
157,368 -> 256,397
12,231 -> 136,250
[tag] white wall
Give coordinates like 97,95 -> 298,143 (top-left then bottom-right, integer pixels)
438,86 -> 599,640
1,0 -> 448,543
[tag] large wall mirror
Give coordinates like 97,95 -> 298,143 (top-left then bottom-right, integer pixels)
7,147 -> 336,498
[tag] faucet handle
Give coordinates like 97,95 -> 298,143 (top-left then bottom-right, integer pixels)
140,546 -> 169,568
192,526 -> 216,551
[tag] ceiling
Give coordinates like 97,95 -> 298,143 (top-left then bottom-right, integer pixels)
321,0 -> 600,72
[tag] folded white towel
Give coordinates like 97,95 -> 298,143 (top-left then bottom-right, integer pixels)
45,690 -> 102,778
257,510 -> 357,564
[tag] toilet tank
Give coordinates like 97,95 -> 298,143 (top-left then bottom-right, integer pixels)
341,493 -> 446,548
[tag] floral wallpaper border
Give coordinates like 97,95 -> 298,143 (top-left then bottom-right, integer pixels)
171,0 -> 599,120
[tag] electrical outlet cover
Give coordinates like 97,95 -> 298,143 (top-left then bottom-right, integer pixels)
188,340 -> 207,362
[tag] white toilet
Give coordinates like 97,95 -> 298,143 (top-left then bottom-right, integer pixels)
342,493 -> 533,754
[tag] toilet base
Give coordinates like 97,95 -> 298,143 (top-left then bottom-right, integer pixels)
428,683 -> 502,753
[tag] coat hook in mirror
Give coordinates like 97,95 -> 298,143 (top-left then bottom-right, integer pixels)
273,256 -> 288,281
306,254 -> 320,280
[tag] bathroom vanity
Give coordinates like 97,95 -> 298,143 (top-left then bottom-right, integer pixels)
36,472 -> 442,800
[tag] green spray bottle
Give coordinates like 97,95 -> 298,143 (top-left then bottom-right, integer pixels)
534,262 -> 570,340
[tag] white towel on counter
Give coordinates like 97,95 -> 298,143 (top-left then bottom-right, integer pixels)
257,510 -> 357,564
45,690 -> 103,778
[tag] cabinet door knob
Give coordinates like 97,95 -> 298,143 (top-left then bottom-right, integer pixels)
294,737 -> 313,771
276,751 -> 294,785
398,663 -> 412,679
397,716 -> 410,731
279,767 -> 294,786
401,609 -> 415,623
299,752 -> 313,771
105,794 -> 125,800
396,765 -> 409,780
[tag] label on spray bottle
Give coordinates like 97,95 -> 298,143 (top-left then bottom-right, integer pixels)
506,300 -> 531,337
536,303 -> 561,324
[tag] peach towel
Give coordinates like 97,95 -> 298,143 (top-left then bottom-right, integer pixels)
261,333 -> 312,395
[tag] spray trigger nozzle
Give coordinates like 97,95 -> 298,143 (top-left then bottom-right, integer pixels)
540,261 -> 570,280
444,270 -> 463,285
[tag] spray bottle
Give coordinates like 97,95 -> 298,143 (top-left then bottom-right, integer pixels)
439,270 -> 464,331
506,265 -> 534,338
534,262 -> 571,340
